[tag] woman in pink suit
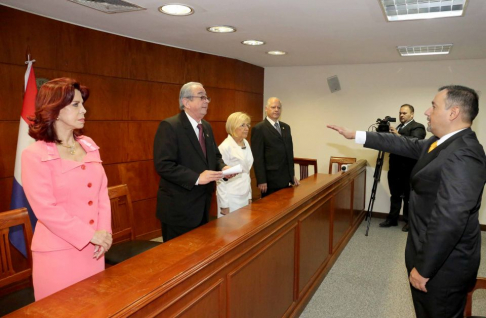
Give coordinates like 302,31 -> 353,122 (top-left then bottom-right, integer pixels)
21,78 -> 113,300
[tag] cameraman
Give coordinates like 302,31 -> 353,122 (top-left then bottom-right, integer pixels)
380,104 -> 426,231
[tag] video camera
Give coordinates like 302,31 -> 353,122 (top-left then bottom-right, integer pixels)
375,116 -> 396,133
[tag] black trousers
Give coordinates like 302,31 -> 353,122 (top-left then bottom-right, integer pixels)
410,283 -> 468,318
161,217 -> 207,242
407,257 -> 478,318
387,168 -> 411,223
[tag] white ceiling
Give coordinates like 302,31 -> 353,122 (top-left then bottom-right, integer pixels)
1,0 -> 486,67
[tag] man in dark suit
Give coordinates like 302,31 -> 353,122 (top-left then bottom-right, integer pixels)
153,82 -> 230,242
380,104 -> 426,231
328,85 -> 486,318
251,97 -> 299,198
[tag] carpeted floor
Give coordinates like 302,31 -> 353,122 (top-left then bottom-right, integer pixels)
300,219 -> 486,318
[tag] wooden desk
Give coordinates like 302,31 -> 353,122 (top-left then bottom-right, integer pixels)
10,160 -> 367,317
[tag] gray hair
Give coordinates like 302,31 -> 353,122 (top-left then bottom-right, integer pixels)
266,97 -> 282,107
179,82 -> 203,110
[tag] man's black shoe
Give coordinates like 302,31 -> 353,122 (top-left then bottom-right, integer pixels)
402,223 -> 410,232
379,220 -> 398,227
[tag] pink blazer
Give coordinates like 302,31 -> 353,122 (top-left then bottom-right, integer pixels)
21,136 -> 111,252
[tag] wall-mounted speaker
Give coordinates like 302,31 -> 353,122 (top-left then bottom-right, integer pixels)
327,75 -> 341,93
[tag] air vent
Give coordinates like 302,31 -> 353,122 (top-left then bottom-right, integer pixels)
381,0 -> 468,21
397,44 -> 453,56
68,0 -> 146,14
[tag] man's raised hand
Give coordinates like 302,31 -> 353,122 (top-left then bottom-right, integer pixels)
327,125 -> 356,139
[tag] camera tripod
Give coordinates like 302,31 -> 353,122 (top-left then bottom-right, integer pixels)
365,150 -> 386,236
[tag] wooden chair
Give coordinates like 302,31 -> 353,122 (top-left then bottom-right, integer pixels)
464,277 -> 486,317
104,184 -> 161,266
328,156 -> 357,174
294,158 -> 318,180
0,208 -> 35,316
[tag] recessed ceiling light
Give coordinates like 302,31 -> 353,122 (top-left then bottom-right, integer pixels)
159,4 -> 194,16
397,44 -> 453,56
267,51 -> 287,56
207,26 -> 236,33
380,0 -> 468,21
241,40 -> 265,46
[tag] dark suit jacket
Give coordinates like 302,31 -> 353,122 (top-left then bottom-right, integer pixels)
389,120 -> 426,171
153,111 -> 226,228
251,119 -> 295,189
365,128 -> 486,288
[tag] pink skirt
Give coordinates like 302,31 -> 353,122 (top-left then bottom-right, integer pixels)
32,244 -> 105,301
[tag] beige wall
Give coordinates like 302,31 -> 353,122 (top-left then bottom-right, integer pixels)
264,59 -> 486,223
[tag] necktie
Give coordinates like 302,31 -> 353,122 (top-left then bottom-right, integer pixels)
397,124 -> 402,132
197,124 -> 206,157
274,122 -> 282,135
428,141 -> 438,153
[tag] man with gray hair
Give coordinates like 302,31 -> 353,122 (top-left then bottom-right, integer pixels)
251,97 -> 299,198
328,85 -> 486,318
154,82 -> 230,241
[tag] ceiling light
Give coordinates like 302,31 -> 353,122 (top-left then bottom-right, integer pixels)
380,0 -> 468,22
267,51 -> 287,56
159,4 -> 194,16
242,40 -> 265,46
397,44 -> 453,56
207,26 -> 236,33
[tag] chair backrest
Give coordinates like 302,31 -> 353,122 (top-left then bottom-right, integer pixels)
464,277 -> 486,317
108,184 -> 136,244
328,156 -> 357,174
294,158 -> 318,180
0,208 -> 33,289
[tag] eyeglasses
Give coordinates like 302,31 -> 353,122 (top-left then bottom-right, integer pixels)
239,123 -> 251,128
187,96 -> 211,102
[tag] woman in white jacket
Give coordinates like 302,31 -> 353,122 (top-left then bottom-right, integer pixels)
217,112 -> 254,217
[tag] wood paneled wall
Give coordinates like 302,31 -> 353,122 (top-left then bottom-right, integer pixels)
0,6 -> 264,239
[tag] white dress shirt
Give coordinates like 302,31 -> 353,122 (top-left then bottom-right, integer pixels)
185,111 -> 202,140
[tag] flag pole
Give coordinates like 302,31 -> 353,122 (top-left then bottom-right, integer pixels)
9,52 -> 38,257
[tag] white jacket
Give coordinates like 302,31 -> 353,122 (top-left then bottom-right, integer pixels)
217,135 -> 254,208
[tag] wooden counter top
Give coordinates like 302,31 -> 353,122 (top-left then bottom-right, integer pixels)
10,160 -> 367,318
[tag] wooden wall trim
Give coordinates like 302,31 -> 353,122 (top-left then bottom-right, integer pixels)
10,160 -> 368,317
172,279 -> 224,318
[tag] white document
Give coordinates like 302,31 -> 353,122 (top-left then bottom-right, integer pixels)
222,164 -> 242,176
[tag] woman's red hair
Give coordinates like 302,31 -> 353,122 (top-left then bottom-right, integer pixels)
28,78 -> 89,142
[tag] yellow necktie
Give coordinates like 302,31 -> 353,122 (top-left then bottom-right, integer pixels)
428,141 -> 438,153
